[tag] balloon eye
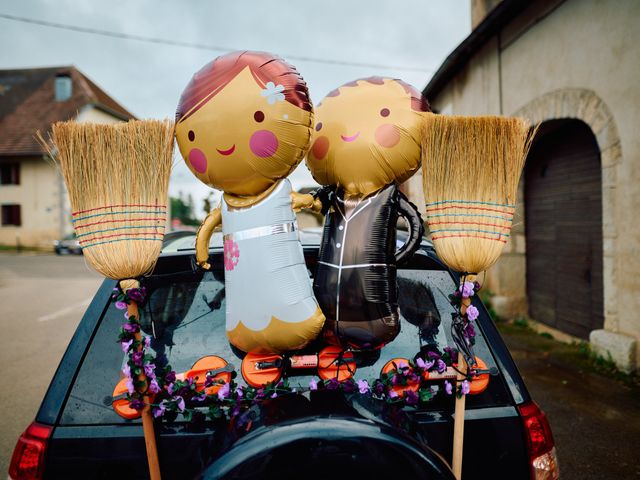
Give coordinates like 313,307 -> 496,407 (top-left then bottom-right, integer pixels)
380,108 -> 390,117
188,130 -> 195,141
315,122 -> 323,132
254,111 -> 265,123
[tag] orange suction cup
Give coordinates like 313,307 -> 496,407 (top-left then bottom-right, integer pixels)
241,352 -> 284,388
467,356 -> 490,395
185,355 -> 233,395
317,346 -> 356,382
381,357 -> 420,396
112,377 -> 143,420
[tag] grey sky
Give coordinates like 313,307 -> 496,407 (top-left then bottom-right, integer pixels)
0,0 -> 470,217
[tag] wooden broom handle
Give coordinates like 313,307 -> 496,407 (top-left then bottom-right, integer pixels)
452,278 -> 474,479
127,297 -> 162,480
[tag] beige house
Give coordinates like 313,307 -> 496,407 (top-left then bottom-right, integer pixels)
405,0 -> 640,370
0,66 -> 134,248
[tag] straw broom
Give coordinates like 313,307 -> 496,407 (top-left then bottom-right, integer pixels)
421,114 -> 535,480
42,120 -> 174,480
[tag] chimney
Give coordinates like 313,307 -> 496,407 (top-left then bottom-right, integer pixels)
54,73 -> 72,102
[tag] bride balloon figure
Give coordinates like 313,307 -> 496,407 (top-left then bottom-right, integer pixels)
175,51 -> 324,354
306,77 -> 429,349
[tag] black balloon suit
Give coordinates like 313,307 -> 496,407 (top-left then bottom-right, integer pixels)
314,183 -> 423,349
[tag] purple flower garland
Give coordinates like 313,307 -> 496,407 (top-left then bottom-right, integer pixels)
112,281 -> 482,425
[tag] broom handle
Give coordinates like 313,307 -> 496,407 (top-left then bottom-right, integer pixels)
452,282 -> 473,479
127,300 -> 162,480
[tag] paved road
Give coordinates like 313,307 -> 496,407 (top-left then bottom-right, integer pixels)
0,252 -> 102,476
501,327 -> 640,480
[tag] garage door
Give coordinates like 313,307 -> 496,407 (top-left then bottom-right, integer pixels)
524,120 -> 604,339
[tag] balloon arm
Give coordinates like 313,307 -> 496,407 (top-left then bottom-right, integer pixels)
395,191 -> 424,264
290,191 -> 321,213
311,186 -> 336,215
195,206 -> 222,270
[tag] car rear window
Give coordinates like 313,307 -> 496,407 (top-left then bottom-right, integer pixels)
59,258 -> 512,425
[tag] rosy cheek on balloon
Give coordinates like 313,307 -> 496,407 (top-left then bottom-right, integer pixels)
188,148 -> 208,173
249,130 -> 279,158
375,124 -> 401,148
311,136 -> 330,160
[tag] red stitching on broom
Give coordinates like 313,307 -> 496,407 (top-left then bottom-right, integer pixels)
431,234 -> 508,244
74,217 -> 167,229
428,220 -> 512,230
72,204 -> 166,216
78,231 -> 163,244
425,205 -> 514,215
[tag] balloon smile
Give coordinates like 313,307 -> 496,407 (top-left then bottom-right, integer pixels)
340,132 -> 360,142
217,144 -> 236,156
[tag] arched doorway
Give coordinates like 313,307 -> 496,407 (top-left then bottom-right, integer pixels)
525,119 -> 604,339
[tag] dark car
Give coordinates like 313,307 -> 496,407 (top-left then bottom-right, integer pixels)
53,234 -> 82,255
9,233 -> 559,480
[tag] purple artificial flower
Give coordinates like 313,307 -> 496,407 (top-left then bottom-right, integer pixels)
444,380 -> 453,395
417,357 -> 435,370
459,281 -> 475,299
165,371 -> 176,383
373,381 -> 385,396
342,380 -> 356,393
464,323 -> 476,339
122,363 -> 131,378
397,360 -> 408,370
461,380 -> 471,396
271,392 -> 278,398
309,378 -> 318,390
408,372 -> 420,383
404,390 -> 419,406
466,305 -> 479,321
132,351 -> 144,367
152,401 -> 166,418
357,379 -> 370,394
427,351 -> 441,360
148,378 -> 161,394
326,378 -> 340,390
391,374 -> 399,386
143,336 -> 151,348
123,323 -> 139,333
437,359 -> 447,374
121,339 -> 133,353
444,346 -> 458,361
124,311 -> 130,320
130,399 -> 145,411
144,363 -> 155,378
217,382 -> 230,400
176,396 -> 185,412
126,377 -> 135,395
388,390 -> 398,399
128,288 -> 145,303
115,301 -> 128,310
192,393 -> 207,403
167,383 -> 175,395
236,386 -> 244,399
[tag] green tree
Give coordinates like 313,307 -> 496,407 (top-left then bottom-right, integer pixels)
170,192 -> 199,227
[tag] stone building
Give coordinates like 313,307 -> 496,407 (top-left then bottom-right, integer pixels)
0,66 -> 134,248
406,0 -> 639,370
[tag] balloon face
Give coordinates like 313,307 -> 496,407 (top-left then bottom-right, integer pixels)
306,77 -> 429,196
176,51 -> 314,196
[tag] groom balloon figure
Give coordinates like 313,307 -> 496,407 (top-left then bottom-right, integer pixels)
307,77 -> 429,349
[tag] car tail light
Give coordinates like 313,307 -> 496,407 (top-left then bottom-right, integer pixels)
518,401 -> 560,480
8,422 -> 52,480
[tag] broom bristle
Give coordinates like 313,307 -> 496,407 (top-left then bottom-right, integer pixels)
421,114 -> 535,274
43,120 -> 174,280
